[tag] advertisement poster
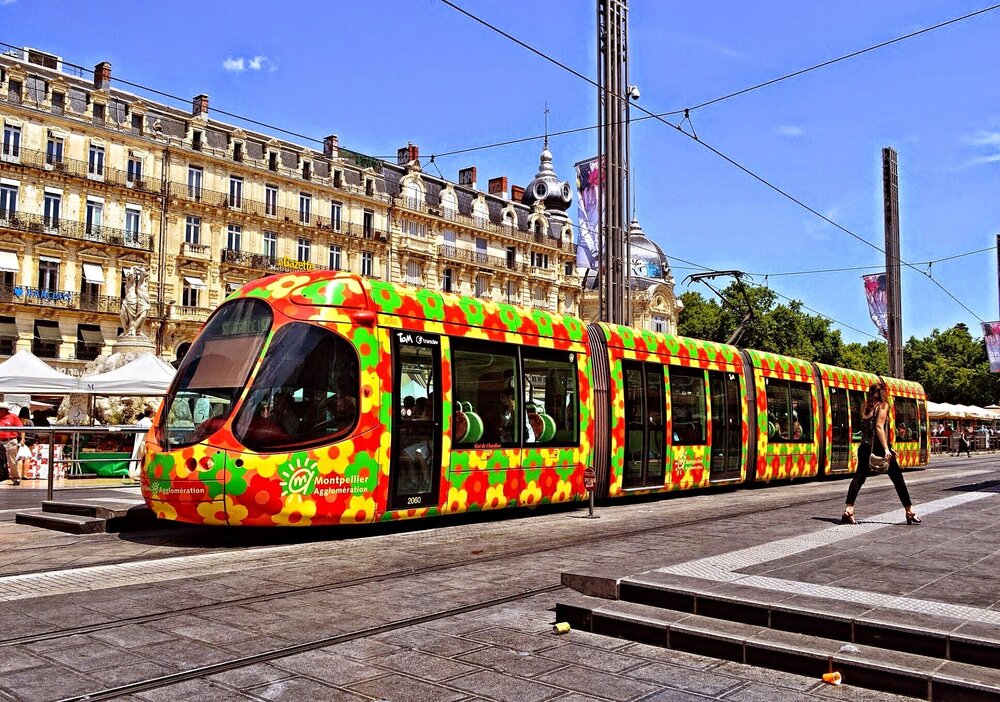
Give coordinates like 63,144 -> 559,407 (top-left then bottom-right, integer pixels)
983,321 -> 1000,373
862,273 -> 889,339
574,157 -> 602,273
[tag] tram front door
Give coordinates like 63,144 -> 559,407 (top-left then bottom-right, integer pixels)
622,361 -> 666,489
389,331 -> 442,512
708,370 -> 742,482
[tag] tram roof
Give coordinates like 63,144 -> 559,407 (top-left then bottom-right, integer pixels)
814,362 -> 926,398
594,323 -> 744,368
240,272 -> 589,346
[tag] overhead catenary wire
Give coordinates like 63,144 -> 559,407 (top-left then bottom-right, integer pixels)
439,0 -> 987,324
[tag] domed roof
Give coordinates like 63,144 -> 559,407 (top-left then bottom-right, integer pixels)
520,140 -> 572,212
628,218 -> 672,282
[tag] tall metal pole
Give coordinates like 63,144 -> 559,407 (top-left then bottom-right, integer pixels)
882,147 -> 904,378
597,0 -> 631,325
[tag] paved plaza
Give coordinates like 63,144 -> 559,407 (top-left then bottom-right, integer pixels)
0,455 -> 998,701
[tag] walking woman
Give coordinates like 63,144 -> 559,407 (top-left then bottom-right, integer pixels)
842,378 -> 921,525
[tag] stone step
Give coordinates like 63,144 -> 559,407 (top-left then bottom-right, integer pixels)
15,509 -> 106,534
42,499 -> 145,520
562,570 -> 1000,670
556,595 -> 1000,702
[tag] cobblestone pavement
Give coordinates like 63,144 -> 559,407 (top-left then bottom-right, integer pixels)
0,455 -> 996,701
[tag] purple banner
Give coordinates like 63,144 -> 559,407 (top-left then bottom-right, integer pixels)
863,273 -> 889,339
984,321 -> 1000,373
574,157 -> 602,272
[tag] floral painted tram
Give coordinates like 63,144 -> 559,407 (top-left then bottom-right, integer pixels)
141,272 -> 929,527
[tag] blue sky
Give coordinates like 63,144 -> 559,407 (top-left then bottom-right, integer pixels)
3,0 -> 999,344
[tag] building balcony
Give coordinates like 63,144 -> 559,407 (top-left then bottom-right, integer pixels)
0,210 -> 152,251
220,248 -> 321,274
170,305 -> 212,322
179,241 -> 211,260
0,285 -> 122,313
0,146 -> 161,195
439,245 -> 536,274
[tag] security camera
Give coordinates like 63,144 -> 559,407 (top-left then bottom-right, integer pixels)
628,85 -> 640,100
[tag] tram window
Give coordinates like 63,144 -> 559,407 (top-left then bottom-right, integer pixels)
893,397 -> 919,442
164,298 -> 272,449
232,322 -> 359,452
765,379 -> 813,442
522,349 -> 578,445
452,342 -> 518,448
669,366 -> 706,445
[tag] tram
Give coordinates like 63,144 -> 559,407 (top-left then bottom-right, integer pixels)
141,272 -> 929,526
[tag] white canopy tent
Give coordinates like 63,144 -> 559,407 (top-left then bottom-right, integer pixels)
78,354 -> 176,396
0,349 -> 80,394
927,401 -> 999,421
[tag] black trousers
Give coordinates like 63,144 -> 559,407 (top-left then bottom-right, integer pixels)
846,442 -> 912,509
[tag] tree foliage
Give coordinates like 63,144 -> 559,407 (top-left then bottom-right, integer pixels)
676,285 -> 998,404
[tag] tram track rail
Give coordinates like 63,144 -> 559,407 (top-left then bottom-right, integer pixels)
56,583 -> 566,702
4,465 -> 973,650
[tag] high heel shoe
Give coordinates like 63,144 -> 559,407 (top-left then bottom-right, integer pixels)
841,510 -> 857,525
905,510 -> 921,525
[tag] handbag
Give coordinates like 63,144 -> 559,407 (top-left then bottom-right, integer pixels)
868,451 -> 890,473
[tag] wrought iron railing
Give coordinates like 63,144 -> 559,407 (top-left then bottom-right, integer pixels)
0,285 -> 122,312
0,146 -> 161,194
0,210 -> 152,250
220,248 -> 321,273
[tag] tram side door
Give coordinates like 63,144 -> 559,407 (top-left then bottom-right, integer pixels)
622,361 -> 666,489
708,370 -> 741,481
388,331 -> 442,512
828,387 -> 851,472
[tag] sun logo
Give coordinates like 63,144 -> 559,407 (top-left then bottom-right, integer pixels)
278,455 -> 319,497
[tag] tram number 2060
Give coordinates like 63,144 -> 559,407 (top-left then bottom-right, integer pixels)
407,496 -> 423,505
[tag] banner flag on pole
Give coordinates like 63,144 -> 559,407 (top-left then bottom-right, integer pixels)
575,157 -> 602,280
984,322 -> 1000,373
862,273 -> 889,339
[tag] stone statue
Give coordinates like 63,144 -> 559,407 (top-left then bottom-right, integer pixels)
119,266 -> 151,336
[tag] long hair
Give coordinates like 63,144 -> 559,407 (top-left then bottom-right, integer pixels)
863,378 -> 887,416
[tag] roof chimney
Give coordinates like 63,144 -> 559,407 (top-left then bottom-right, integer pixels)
192,94 -> 209,117
511,184 -> 525,202
324,135 -> 339,157
488,176 -> 508,200
397,143 -> 419,165
458,167 -> 477,189
93,62 -> 111,90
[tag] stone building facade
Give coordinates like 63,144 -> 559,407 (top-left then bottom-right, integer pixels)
0,48 -> 580,371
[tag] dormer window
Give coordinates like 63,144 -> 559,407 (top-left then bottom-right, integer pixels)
302,161 -> 311,181
333,170 -> 343,188
365,178 -> 374,197
268,151 -> 278,171
233,142 -> 243,162
192,130 -> 203,151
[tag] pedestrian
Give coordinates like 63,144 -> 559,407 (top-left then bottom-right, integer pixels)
841,378 -> 920,525
129,407 -> 154,481
956,426 -> 972,457
16,407 -> 35,482
0,402 -> 24,485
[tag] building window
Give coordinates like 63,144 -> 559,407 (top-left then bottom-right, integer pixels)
302,161 -> 311,180
124,207 -> 141,246
0,184 -> 17,218
130,113 -> 142,133
187,166 -> 203,200
531,252 -> 549,269
331,202 -> 342,231
443,229 -> 456,245
2,124 -> 21,160
92,102 -> 105,123
534,285 -> 546,302
268,151 -> 278,171
401,218 -> 426,238
565,261 -> 574,275
361,251 -> 373,277
333,170 -> 343,188
442,267 -> 453,293
46,133 -> 63,165
185,215 -> 201,244
328,245 -> 342,270
297,237 -> 311,263
43,192 -> 61,228
182,282 -> 200,307
299,193 -> 311,224
363,209 -> 374,238
263,231 -> 277,259
76,324 -> 103,361
653,316 -> 666,333
227,224 -> 242,251
265,185 -> 278,216
33,320 -> 61,358
229,176 -> 243,209
441,190 -> 457,219
0,316 -> 17,356
405,260 -> 423,285
88,144 -> 105,177
85,200 -> 103,237
26,76 -> 47,103
127,155 -> 143,183
38,257 -> 60,292
506,281 -> 516,303
192,129 -> 203,151
233,141 -> 244,162
404,182 -> 421,210
365,178 -> 374,197
109,99 -> 127,124
475,274 -> 489,298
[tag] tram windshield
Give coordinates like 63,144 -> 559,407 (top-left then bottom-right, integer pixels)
162,299 -> 272,449
232,321 -> 359,453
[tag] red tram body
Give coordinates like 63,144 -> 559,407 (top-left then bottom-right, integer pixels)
141,272 -> 928,526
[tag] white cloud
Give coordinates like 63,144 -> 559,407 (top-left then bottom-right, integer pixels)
248,55 -> 266,70
223,55 -> 275,73
222,57 -> 244,72
968,130 -> 1000,147
775,125 -> 803,138
0,0 -> 17,6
